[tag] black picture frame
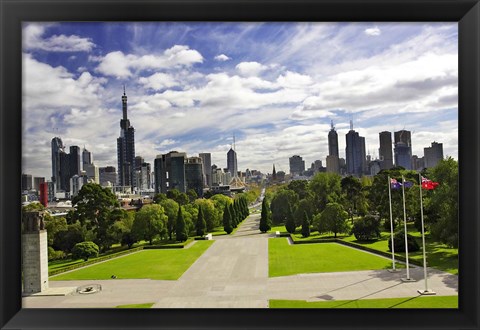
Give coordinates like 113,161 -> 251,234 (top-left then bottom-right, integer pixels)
1,0 -> 479,329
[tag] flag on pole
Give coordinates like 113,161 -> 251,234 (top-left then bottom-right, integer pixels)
391,178 -> 401,189
421,176 -> 439,190
403,180 -> 414,188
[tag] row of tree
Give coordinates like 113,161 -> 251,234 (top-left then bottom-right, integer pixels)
262,158 -> 458,248
24,184 -> 258,261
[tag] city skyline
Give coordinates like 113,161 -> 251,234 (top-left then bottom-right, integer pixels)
22,22 -> 458,178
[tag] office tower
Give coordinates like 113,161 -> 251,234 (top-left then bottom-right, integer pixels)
289,155 -> 305,176
154,151 -> 187,194
412,155 -> 425,171
185,157 -> 204,197
199,153 -> 212,187
84,163 -> 99,184
33,177 -> 45,191
326,121 -> 340,174
136,162 -> 151,191
424,141 -> 444,168
51,136 -> 70,192
393,130 -> 412,169
328,120 -> 339,157
99,166 -> 117,186
69,146 -> 81,177
379,131 -> 393,170
21,174 -> 33,191
117,87 -> 136,188
70,174 -> 87,197
227,148 -> 238,177
345,121 -> 366,177
82,146 -> 93,167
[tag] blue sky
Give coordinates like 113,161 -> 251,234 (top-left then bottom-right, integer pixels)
22,22 -> 458,179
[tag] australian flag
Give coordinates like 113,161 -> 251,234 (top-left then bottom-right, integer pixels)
390,178 -> 401,189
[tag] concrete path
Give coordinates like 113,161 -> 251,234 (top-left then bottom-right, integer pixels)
22,212 -> 458,308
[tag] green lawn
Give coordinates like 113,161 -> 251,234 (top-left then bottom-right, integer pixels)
342,224 -> 458,275
116,303 -> 154,308
269,238 -> 396,277
51,240 -> 214,281
269,295 -> 458,308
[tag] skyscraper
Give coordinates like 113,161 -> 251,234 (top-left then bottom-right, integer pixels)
185,157 -> 204,197
82,146 -> 92,167
345,122 -> 366,177
154,151 -> 186,194
394,130 -> 412,170
51,137 -> 68,192
199,153 -> 212,187
227,148 -> 238,177
289,155 -> 305,176
326,121 -> 340,174
328,120 -> 339,157
117,88 -> 136,188
69,146 -> 81,178
424,141 -> 444,168
379,131 -> 393,170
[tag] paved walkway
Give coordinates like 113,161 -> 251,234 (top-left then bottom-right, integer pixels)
22,213 -> 458,308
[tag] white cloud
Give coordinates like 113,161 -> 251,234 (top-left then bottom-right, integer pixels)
138,72 -> 178,90
23,23 -> 95,52
214,54 -> 231,61
365,26 -> 381,36
94,45 -> 203,78
236,61 -> 268,76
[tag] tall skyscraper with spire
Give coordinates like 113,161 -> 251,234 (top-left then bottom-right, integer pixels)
117,87 -> 136,187
227,134 -> 238,177
326,120 -> 340,174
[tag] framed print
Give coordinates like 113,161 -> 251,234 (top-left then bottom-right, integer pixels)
1,0 -> 479,329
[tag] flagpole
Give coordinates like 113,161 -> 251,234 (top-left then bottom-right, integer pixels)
401,175 -> 415,282
387,175 -> 397,272
418,173 -> 436,295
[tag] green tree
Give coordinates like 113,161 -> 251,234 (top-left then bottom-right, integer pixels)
175,206 -> 188,242
315,202 -> 349,238
293,198 -> 315,227
301,211 -> 310,238
109,210 -> 136,248
309,172 -> 342,214
352,215 -> 381,241
425,157 -> 458,247
287,180 -> 312,200
270,189 -> 298,225
71,241 -> 99,261
223,204 -> 233,234
44,216 -> 67,246
167,189 -> 189,206
187,189 -> 198,203
341,175 -> 363,224
285,202 -> 296,234
70,183 -> 120,252
53,221 -> 86,253
159,199 -> 180,240
195,199 -> 217,232
259,198 -> 271,233
132,204 -> 167,245
195,205 -> 206,236
153,193 -> 167,204
229,203 -> 238,228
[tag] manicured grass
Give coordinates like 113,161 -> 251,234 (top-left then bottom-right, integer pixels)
269,238 -> 395,277
51,240 -> 214,281
342,224 -> 458,275
116,303 -> 154,308
269,295 -> 458,308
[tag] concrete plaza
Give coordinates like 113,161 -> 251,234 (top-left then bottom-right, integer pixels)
22,213 -> 458,308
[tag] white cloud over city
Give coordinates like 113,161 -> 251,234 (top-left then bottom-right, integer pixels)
22,22 -> 458,179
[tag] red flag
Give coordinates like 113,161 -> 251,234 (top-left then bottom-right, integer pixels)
421,176 -> 439,190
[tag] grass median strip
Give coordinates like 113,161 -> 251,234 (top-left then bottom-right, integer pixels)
269,295 -> 458,308
269,238 -> 395,277
51,240 -> 214,281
